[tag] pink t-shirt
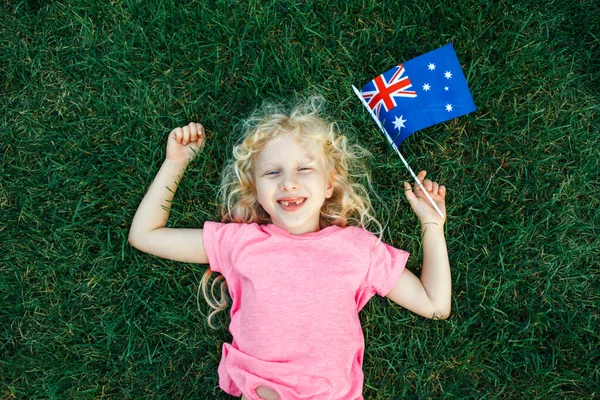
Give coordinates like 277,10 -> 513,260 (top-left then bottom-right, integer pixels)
203,222 -> 409,400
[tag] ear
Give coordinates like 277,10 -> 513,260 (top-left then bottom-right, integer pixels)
325,173 -> 335,199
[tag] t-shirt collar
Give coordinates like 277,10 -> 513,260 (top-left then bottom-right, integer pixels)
262,223 -> 341,240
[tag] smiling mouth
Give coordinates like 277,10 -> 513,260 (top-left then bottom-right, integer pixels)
277,197 -> 307,211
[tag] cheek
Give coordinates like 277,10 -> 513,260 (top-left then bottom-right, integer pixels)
254,181 -> 271,205
254,184 -> 265,204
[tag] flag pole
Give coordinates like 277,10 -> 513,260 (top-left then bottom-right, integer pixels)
352,85 -> 444,219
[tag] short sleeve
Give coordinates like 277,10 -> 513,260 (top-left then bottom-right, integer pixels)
364,239 -> 409,297
202,221 -> 242,275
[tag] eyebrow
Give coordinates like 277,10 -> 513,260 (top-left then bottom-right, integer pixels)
298,156 -> 317,164
257,156 -> 317,171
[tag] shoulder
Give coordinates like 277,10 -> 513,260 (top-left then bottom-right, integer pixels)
338,225 -> 408,256
337,225 -> 381,243
203,221 -> 267,245
320,225 -> 385,255
202,222 -> 269,272
204,221 -> 242,232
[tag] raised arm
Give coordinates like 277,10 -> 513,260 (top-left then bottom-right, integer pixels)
385,170 -> 451,319
128,122 -> 209,264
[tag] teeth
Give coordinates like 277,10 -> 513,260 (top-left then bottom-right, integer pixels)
280,199 -> 303,206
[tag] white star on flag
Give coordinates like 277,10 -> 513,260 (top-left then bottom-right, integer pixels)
444,86 -> 449,91
428,63 -> 436,70
393,115 -> 407,131
445,104 -> 453,112
444,71 -> 452,79
422,83 -> 431,91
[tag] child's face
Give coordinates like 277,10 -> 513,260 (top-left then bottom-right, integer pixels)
253,133 -> 334,235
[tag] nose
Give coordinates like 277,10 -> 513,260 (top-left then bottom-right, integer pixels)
280,172 -> 299,191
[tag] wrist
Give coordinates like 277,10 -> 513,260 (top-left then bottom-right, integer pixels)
164,158 -> 189,169
420,221 -> 445,233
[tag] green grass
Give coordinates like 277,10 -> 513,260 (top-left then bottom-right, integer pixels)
1,0 -> 598,398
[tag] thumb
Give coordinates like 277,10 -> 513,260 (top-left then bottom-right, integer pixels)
403,182 -> 418,209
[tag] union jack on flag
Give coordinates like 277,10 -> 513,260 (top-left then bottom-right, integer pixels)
361,64 -> 417,116
357,43 -> 476,146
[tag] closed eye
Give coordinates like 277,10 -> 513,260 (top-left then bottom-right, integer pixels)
264,170 -> 279,176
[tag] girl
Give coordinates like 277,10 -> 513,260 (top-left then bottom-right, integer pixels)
128,97 -> 451,400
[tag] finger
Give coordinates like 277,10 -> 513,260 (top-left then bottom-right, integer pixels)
416,170 -> 427,183
196,123 -> 205,142
412,182 -> 423,194
413,171 -> 427,192
188,122 -> 197,142
432,181 -> 439,195
439,185 -> 446,198
423,179 -> 433,192
403,182 -> 418,208
172,127 -> 183,143
182,125 -> 190,145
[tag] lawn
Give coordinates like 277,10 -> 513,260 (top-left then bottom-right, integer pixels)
1,0 -> 598,398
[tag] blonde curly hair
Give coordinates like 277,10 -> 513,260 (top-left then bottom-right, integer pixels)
199,96 -> 383,329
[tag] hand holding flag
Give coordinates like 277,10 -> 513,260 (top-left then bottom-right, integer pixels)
354,43 -> 476,218
404,170 -> 447,225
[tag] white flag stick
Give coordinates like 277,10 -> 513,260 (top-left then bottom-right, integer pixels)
352,85 -> 444,219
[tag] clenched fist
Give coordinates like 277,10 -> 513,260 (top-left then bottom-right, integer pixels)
166,122 -> 205,164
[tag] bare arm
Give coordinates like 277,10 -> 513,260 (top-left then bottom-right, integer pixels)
385,170 -> 451,319
128,122 -> 209,264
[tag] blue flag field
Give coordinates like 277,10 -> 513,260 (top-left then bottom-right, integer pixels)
357,43 -> 476,146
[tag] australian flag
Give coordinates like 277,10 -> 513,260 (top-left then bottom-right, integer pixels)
358,43 -> 476,146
